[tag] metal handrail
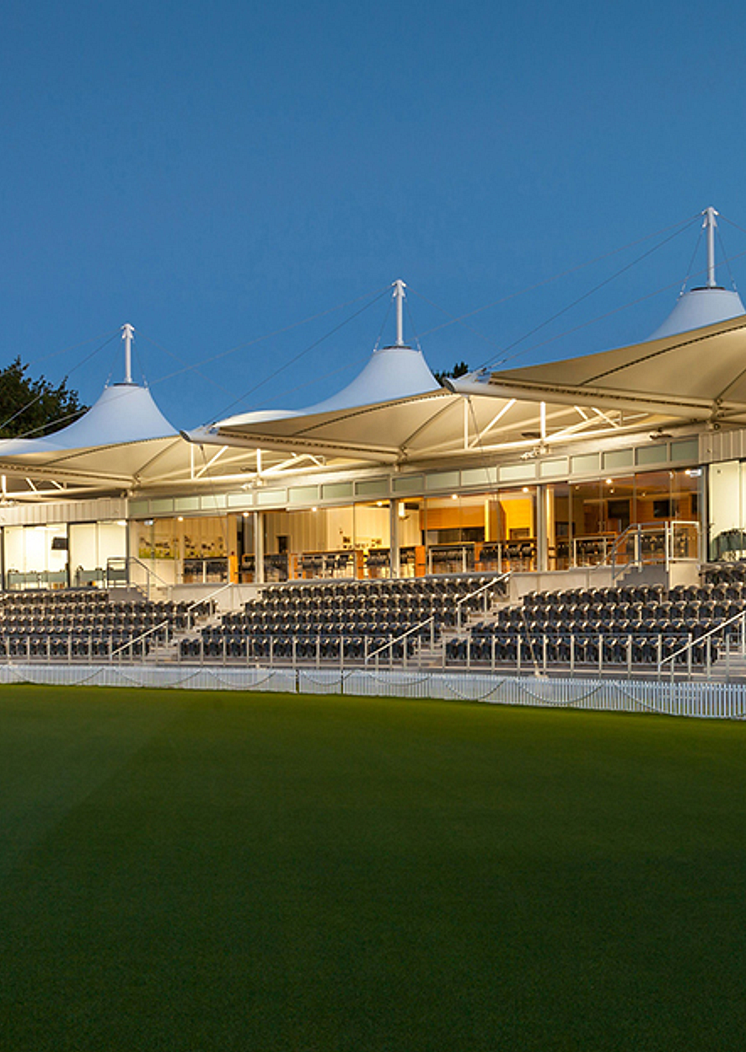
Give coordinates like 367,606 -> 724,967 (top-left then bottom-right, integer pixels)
658,605 -> 746,671
110,580 -> 235,659
107,555 -> 174,600
184,580 -> 234,615
363,572 -> 510,663
607,520 -> 699,580
110,617 -> 172,658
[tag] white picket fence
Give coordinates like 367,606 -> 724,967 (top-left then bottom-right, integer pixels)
0,662 -> 745,719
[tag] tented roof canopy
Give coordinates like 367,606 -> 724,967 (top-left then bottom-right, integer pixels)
0,382 -> 195,499
452,312 -> 746,424
0,382 -> 177,457
648,287 -> 746,340
215,343 -> 440,430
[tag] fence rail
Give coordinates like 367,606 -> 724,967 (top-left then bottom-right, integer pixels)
0,662 -> 743,719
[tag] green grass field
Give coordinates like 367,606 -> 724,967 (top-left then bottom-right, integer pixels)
0,687 -> 744,1051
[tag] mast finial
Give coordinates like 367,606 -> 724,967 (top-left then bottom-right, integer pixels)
121,323 -> 135,384
702,206 -> 719,288
393,279 -> 406,347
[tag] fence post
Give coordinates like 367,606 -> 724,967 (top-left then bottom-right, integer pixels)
687,633 -> 692,680
725,633 -> 730,682
570,634 -> 575,673
627,635 -> 632,677
598,634 -> 603,676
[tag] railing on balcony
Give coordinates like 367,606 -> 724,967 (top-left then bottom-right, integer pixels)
607,521 -> 700,581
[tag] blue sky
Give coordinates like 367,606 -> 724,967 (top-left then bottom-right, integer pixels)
2,0 -> 746,429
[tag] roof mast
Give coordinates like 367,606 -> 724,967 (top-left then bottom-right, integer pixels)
122,323 -> 134,384
393,279 -> 406,347
703,206 -> 719,288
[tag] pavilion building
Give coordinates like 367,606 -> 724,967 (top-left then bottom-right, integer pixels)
2,217 -> 746,600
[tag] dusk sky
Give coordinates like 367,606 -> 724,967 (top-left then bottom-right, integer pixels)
2,0 -> 746,430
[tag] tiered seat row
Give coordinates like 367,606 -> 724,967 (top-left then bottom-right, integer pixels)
0,590 -> 204,659
446,576 -> 746,668
180,576 -> 507,660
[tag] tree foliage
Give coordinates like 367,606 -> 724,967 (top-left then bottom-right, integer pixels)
433,360 -> 470,385
0,357 -> 87,439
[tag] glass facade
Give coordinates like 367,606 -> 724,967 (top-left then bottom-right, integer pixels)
709,461 -> 746,560
550,469 -> 699,569
0,462 -> 704,590
2,521 -> 127,590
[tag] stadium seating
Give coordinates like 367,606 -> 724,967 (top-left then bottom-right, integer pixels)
169,566 -> 746,673
0,590 -> 204,660
443,572 -> 745,670
4,562 -> 746,675
179,575 -> 507,663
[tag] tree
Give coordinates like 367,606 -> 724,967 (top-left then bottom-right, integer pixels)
433,360 -> 470,385
0,357 -> 87,439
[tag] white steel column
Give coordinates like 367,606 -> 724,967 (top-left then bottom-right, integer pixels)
253,510 -> 264,584
536,484 -> 549,573
703,206 -> 719,288
393,279 -> 406,346
122,323 -> 134,384
389,500 -> 400,578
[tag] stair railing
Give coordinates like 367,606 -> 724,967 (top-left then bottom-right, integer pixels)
362,572 -> 510,667
606,520 -> 699,582
657,605 -> 746,681
110,580 -> 234,660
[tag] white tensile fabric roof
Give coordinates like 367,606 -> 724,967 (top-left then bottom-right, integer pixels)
194,306 -> 746,464
3,292 -> 746,499
452,312 -> 746,424
0,383 -> 178,456
648,287 -> 745,340
0,383 -> 189,495
215,344 -> 441,429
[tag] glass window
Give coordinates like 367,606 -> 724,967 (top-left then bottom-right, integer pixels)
3,524 -> 68,589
